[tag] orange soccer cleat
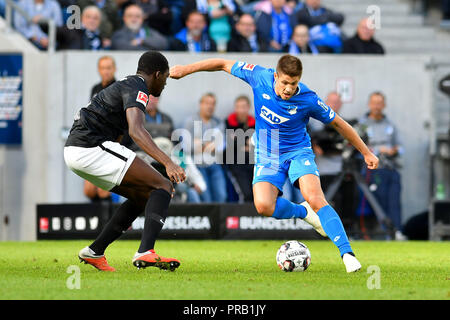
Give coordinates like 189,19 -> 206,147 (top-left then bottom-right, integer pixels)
132,249 -> 180,271
78,246 -> 116,272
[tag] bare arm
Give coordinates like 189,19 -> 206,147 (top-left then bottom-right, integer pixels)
126,107 -> 185,183
330,114 -> 379,169
170,58 -> 236,79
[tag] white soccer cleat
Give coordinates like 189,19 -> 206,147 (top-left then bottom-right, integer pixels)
300,201 -> 327,237
342,253 -> 362,273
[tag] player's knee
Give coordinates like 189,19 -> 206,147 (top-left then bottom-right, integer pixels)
254,199 -> 275,217
303,194 -> 328,212
156,178 -> 173,195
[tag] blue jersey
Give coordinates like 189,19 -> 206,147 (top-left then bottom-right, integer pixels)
231,61 -> 336,156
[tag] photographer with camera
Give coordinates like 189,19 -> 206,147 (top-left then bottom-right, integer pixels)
357,92 -> 405,240
308,92 -> 358,229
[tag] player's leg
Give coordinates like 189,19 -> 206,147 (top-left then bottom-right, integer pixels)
252,164 -> 307,220
79,186 -> 147,272
298,174 -> 361,272
252,159 -> 326,236
88,185 -> 147,256
119,156 -> 180,270
298,173 -> 350,252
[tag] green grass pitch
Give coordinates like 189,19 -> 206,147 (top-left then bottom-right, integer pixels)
0,240 -> 448,300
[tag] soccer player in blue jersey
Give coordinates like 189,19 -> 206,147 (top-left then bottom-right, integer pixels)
170,55 -> 379,272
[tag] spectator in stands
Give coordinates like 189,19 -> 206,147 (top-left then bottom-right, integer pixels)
111,4 -> 169,50
173,150 -> 208,203
0,0 -> 5,17
77,0 -> 121,42
84,180 -> 112,202
254,0 -> 293,52
57,5 -> 104,50
224,95 -> 255,202
14,0 -> 63,50
174,10 -> 217,52
90,56 -> 116,98
227,13 -> 268,52
206,0 -> 234,51
183,93 -> 227,203
143,95 -> 174,134
293,0 -> 344,28
291,0 -> 344,53
284,24 -> 319,54
342,17 -> 384,54
131,0 -> 173,36
357,92 -> 404,239
442,0 -> 450,23
164,0 -> 185,34
181,0 -> 236,23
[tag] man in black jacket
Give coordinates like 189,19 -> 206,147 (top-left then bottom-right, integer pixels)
90,56 -> 117,98
57,5 -> 103,50
342,18 -> 384,54
293,0 -> 344,28
111,4 -> 169,50
227,13 -> 268,53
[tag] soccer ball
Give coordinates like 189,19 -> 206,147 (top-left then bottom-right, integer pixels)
276,240 -> 311,272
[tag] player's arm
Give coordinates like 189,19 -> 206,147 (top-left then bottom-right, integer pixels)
126,107 -> 185,183
330,114 -> 379,170
170,59 -> 236,79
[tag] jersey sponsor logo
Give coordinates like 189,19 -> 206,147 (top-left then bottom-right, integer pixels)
317,100 -> 329,112
243,63 -> 256,71
136,91 -> 149,107
260,106 -> 290,125
262,93 -> 271,100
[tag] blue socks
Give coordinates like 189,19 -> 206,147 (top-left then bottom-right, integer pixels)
271,197 -> 307,219
317,205 -> 353,256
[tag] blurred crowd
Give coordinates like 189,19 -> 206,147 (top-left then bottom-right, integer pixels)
5,0 -> 388,54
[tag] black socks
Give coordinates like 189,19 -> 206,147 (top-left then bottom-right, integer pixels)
137,188 -> 172,253
90,200 -> 141,255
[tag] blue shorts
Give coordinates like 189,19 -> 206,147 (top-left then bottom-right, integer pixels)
252,148 -> 320,192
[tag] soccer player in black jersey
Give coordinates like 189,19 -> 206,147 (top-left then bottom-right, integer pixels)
64,51 -> 186,271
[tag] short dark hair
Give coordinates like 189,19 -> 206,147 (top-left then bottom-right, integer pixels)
276,54 -> 303,78
235,95 -> 250,105
137,51 -> 169,75
186,10 -> 205,23
200,92 -> 216,103
369,91 -> 386,102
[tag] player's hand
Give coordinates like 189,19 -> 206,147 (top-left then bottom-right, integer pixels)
165,162 -> 186,184
169,65 -> 188,79
364,152 -> 379,170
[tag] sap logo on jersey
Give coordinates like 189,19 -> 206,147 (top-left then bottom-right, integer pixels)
260,106 -> 289,125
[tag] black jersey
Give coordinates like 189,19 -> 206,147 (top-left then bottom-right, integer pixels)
65,75 -> 149,148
